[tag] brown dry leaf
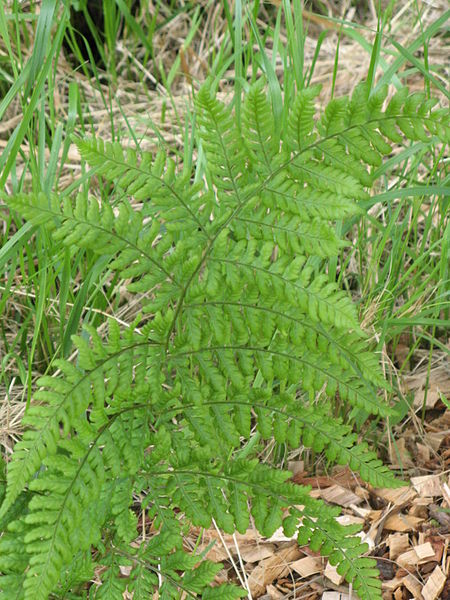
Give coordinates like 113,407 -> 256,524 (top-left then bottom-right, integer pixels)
414,385 -> 444,409
198,543 -> 229,562
248,544 -> 303,596
389,437 -> 414,469
417,443 -> 431,464
195,528 -> 264,562
292,466 -> 361,489
424,432 -> 446,453
405,366 -> 450,410
429,410 -> 450,432
393,587 -> 403,600
384,513 -> 423,532
266,584 -> 284,599
422,565 -> 446,600
394,338 -> 410,367
388,533 -> 410,560
290,555 -> 323,578
411,475 -> 442,497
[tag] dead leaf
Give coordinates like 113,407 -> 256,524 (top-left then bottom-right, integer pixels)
417,443 -> 431,464
390,437 -> 414,468
393,587 -> 403,600
292,466 -> 361,489
266,584 -> 284,599
405,366 -> 450,410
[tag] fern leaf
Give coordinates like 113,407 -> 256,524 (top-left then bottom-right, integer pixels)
3,77 -> 447,599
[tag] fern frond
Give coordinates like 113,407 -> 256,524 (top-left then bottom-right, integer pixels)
22,440 -> 105,600
3,77 -> 447,599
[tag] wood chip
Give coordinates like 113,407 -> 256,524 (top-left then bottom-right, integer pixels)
442,481 -> 450,507
321,593 -> 349,600
382,578 -> 402,592
316,484 -> 362,506
411,475 -> 442,497
397,544 -> 434,568
422,565 -> 446,600
388,533 -> 410,560
324,561 -> 344,586
414,542 -> 436,561
397,549 -> 421,568
248,544 -> 303,596
291,556 -> 323,578
335,514 -> 365,526
350,504 -> 373,518
384,513 -> 423,532
402,574 -> 423,599
266,527 -> 297,543
288,460 -> 304,477
409,497 -> 431,518
375,486 -> 417,507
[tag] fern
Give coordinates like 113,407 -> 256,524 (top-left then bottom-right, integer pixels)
1,79 -> 448,600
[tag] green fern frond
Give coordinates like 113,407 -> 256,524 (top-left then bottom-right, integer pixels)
2,77 -> 448,600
